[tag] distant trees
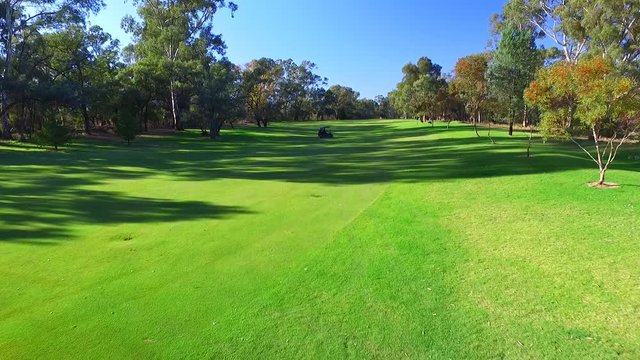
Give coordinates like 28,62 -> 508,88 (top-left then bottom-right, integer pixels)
46,25 -> 121,134
122,0 -> 238,130
327,85 -> 359,120
0,0 -> 396,142
374,95 -> 396,119
242,58 -> 281,127
194,59 -> 243,138
239,58 -> 393,125
1,0 -> 104,139
391,57 -> 448,122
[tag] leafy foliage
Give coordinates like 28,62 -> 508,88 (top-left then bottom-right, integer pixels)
391,57 -> 448,120
487,27 -> 541,131
525,57 -> 640,183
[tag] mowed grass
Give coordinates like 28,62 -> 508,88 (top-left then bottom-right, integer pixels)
1,120 -> 639,359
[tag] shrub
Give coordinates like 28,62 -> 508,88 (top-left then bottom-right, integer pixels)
115,109 -> 140,145
34,117 -> 72,150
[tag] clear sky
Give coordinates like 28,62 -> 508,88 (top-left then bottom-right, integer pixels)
89,0 -> 507,99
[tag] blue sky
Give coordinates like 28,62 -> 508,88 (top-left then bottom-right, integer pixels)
90,0 -> 506,99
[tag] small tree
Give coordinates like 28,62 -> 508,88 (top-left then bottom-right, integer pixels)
34,116 -> 72,150
525,58 -> 640,186
115,108 -> 139,145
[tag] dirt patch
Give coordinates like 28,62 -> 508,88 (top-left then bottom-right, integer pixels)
587,182 -> 620,189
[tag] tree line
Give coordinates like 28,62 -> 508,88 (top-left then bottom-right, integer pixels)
0,0 -> 395,143
2,0 -> 639,184
390,0 -> 640,185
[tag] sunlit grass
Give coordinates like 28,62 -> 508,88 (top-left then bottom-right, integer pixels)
1,120 -> 639,358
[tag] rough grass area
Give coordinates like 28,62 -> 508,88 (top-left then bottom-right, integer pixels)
1,120 -> 639,359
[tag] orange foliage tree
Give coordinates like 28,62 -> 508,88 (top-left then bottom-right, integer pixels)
525,58 -> 640,185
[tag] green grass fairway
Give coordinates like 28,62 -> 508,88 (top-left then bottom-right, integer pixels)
1,120 -> 640,359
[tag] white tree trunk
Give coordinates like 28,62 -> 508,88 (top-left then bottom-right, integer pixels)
169,81 -> 178,129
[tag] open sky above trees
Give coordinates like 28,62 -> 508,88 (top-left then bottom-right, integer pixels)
90,0 -> 507,98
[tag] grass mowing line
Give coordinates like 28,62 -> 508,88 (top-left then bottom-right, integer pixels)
200,183 -> 489,359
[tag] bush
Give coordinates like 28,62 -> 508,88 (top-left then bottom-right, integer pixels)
34,117 -> 72,150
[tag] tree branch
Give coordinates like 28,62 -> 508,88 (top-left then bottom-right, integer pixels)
570,136 -> 600,166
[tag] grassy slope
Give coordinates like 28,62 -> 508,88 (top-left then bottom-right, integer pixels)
1,120 -> 639,359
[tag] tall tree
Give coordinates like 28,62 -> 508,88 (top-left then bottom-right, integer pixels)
242,58 -> 282,127
497,0 -> 588,62
45,25 -> 120,134
192,59 -> 243,138
277,60 -> 324,121
391,57 -> 447,122
328,85 -> 359,120
452,53 -> 490,135
498,0 -> 640,72
487,27 -> 541,135
123,0 -> 237,129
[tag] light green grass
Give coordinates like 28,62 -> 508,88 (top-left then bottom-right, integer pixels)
1,120 -> 639,359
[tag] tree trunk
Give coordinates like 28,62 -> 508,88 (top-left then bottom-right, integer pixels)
143,103 -> 149,132
508,120 -> 514,136
169,81 -> 178,129
488,121 -> 495,144
1,4 -> 14,140
210,117 -> 216,139
473,111 -> 480,137
598,169 -> 607,185
82,105 -> 91,135
210,117 -> 222,139
526,125 -> 533,158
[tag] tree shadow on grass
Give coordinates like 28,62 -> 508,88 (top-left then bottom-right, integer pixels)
3,121 -> 638,186
1,120 -> 637,245
0,175 -> 253,244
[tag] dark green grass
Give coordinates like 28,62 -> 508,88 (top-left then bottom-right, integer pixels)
1,120 -> 639,359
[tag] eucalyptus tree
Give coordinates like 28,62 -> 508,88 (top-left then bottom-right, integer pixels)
191,59 -> 243,138
45,25 -> 120,134
242,58 -> 282,127
498,0 -> 640,71
328,85 -> 360,120
374,95 -> 395,119
391,57 -> 447,122
278,60 -> 325,121
496,0 -> 587,62
316,88 -> 337,120
122,0 -> 237,129
1,0 -> 103,139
